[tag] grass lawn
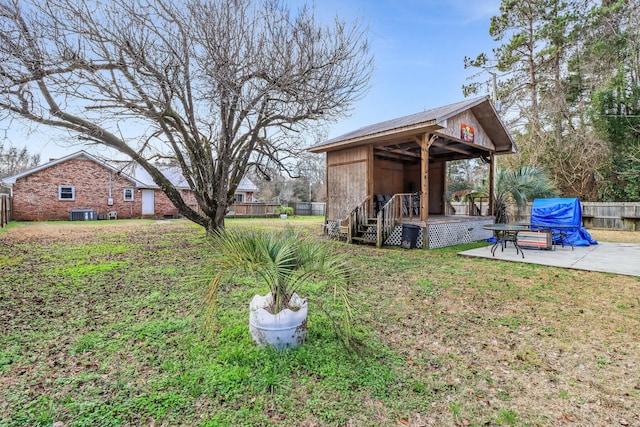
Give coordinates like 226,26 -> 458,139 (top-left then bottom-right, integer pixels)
1,218 -> 638,426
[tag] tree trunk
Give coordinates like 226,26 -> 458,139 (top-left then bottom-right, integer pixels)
211,204 -> 227,234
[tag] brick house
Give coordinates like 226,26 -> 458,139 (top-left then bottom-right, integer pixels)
0,151 -> 256,221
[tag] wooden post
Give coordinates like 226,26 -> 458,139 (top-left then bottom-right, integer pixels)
1,195 -> 5,228
324,152 -> 329,223
376,211 -> 382,248
489,153 -> 495,217
420,134 -> 436,222
367,145 -> 374,213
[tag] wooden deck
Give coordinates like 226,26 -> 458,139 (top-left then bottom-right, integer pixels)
390,215 -> 495,249
327,213 -> 495,249
399,215 -> 490,225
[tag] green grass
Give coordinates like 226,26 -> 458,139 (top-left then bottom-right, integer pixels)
0,218 -> 638,426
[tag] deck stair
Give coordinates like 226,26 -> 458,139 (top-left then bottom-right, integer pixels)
342,196 -> 378,245
333,193 -> 422,247
352,217 -> 379,244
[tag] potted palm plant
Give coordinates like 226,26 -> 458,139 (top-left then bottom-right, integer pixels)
205,226 -> 353,350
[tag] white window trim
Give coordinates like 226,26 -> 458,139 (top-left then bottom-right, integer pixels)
123,187 -> 134,201
235,193 -> 245,203
58,185 -> 75,201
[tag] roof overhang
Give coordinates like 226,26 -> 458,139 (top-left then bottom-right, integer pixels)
308,96 -> 516,158
0,150 -> 145,187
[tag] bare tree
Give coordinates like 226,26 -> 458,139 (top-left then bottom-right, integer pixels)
0,0 -> 372,232
0,142 -> 40,178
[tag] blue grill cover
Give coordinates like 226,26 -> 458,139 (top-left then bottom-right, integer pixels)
530,198 -> 597,246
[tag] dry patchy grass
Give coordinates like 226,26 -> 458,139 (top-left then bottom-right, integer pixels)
0,219 -> 638,426
588,228 -> 640,243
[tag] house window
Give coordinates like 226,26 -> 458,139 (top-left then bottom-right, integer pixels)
235,193 -> 244,203
124,188 -> 134,201
58,185 -> 75,200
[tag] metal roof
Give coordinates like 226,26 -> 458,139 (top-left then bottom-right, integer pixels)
309,96 -> 515,155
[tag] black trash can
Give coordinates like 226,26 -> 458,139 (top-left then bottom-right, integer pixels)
401,224 -> 420,249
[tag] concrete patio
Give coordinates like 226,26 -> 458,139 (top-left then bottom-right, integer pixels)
459,241 -> 640,277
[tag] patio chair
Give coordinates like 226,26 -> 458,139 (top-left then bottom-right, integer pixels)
402,195 -> 410,217
411,192 -> 420,215
374,194 -> 385,216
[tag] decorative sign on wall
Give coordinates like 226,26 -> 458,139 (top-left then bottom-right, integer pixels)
461,124 -> 475,143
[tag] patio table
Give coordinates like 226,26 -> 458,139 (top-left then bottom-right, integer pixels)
483,223 -> 530,259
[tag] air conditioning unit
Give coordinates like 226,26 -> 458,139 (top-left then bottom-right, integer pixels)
70,209 -> 97,221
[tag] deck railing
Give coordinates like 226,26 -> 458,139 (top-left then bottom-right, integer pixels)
380,193 -> 421,220
377,199 -> 395,248
335,193 -> 423,247
376,193 -> 422,247
345,195 -> 374,243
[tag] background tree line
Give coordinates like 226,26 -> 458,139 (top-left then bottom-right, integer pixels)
0,142 -> 40,190
247,152 -> 326,205
464,0 -> 640,202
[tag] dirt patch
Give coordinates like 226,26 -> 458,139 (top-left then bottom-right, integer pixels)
0,220 -> 176,243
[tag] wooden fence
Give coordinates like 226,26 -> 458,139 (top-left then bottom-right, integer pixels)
1,194 -> 11,228
515,202 -> 640,231
226,202 -> 281,218
293,202 -> 326,216
450,200 -> 640,231
450,200 -> 490,216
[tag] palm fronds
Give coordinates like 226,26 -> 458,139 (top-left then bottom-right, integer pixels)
205,226 -> 354,339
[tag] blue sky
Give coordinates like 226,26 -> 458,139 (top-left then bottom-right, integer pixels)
3,0 -> 501,163
315,0 -> 501,141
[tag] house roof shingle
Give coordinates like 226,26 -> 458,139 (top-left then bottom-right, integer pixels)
1,150 -> 259,192
0,151 -> 145,186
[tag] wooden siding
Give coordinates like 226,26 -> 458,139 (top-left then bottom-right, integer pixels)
327,145 -> 369,166
373,158 -> 404,195
327,146 -> 368,219
404,163 -> 421,193
435,110 -> 494,151
428,161 -> 445,214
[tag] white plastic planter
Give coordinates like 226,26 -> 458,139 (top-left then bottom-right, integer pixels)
249,292 -> 308,350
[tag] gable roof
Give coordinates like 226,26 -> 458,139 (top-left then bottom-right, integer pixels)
1,150 -> 259,192
125,163 -> 190,189
309,96 -> 515,154
237,177 -> 259,192
0,150 -> 145,186
124,164 -> 258,192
